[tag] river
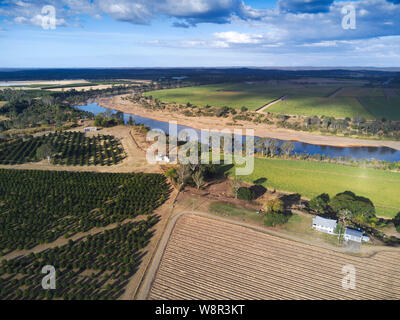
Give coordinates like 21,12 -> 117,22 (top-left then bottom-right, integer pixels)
76,102 -> 400,162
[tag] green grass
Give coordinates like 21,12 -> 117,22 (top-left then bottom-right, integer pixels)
232,158 -> 400,218
284,214 -> 340,245
145,83 -> 284,110
146,83 -> 393,119
268,96 -> 374,119
145,83 -> 340,111
337,87 -> 384,97
209,201 -> 264,223
359,97 -> 400,121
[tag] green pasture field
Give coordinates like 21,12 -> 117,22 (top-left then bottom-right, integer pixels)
267,96 -> 374,119
144,83 -> 340,110
359,97 -> 400,121
145,83 -> 282,110
336,87 -> 384,97
232,158 -> 400,218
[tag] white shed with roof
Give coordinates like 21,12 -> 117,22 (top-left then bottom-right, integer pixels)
344,228 -> 370,243
312,216 -> 337,234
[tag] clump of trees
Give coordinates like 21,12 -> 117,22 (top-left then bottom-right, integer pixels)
309,193 -> 331,215
0,89 -> 91,131
263,198 -> 290,227
309,191 -> 376,225
276,113 -> 400,140
93,111 -> 124,128
393,213 -> 400,233
237,187 -> 255,201
166,163 -> 216,190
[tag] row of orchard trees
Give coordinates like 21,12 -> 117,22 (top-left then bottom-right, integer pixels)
0,216 -> 158,300
0,131 -> 125,166
0,169 -> 170,252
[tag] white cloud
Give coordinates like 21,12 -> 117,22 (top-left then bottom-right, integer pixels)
2,0 -> 400,51
300,40 -> 339,47
214,31 -> 263,44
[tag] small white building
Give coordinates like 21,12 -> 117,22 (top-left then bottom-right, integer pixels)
344,228 -> 370,243
312,216 -> 337,234
154,155 -> 171,163
84,127 -> 98,132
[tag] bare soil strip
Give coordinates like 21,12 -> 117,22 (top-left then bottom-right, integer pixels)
148,214 -> 400,300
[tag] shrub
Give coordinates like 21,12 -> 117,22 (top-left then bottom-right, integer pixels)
264,211 -> 290,227
394,212 -> 400,232
265,198 -> 284,214
237,187 -> 254,201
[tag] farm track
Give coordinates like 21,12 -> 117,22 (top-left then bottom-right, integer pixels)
256,96 -> 287,113
356,97 -> 377,119
327,87 -> 344,98
148,214 -> 400,300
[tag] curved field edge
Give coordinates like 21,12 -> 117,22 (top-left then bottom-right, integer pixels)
144,84 -> 285,110
231,158 -> 400,218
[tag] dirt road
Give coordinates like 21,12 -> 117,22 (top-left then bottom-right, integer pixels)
256,95 -> 287,113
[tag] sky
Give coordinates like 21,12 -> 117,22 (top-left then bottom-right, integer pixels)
0,0 -> 400,68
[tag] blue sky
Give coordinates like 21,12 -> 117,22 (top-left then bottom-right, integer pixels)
0,0 -> 400,67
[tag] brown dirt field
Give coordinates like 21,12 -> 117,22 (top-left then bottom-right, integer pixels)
148,214 -> 400,300
97,95 -> 400,151
47,84 -> 115,92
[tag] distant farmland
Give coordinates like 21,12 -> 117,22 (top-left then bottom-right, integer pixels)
359,97 -> 400,121
149,214 -> 400,300
233,158 -> 400,218
146,83 -> 400,120
267,96 -> 373,119
145,83 -> 282,110
145,83 -> 341,110
336,87 -> 384,97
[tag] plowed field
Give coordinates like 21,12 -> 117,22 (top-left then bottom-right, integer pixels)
149,215 -> 400,300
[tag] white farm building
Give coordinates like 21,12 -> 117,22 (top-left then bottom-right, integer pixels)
344,228 -> 370,243
312,216 -> 337,234
84,127 -> 98,132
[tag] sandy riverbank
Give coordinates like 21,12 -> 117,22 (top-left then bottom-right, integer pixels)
97,95 -> 400,151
